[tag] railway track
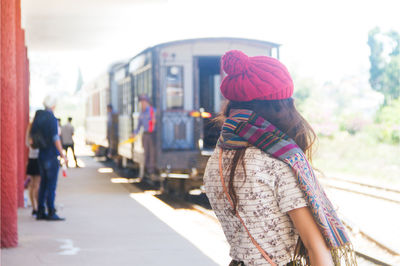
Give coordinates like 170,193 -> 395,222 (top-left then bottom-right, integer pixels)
316,176 -> 400,265
341,215 -> 400,265
318,176 -> 400,205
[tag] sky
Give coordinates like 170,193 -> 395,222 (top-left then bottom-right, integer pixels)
27,0 -> 400,108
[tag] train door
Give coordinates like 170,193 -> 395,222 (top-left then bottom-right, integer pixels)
196,56 -> 223,152
117,74 -> 133,160
108,69 -> 124,156
132,65 -> 153,173
161,65 -> 195,150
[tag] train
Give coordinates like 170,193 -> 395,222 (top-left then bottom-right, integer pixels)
85,37 -> 281,194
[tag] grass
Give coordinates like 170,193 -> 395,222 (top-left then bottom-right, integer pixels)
312,131 -> 400,189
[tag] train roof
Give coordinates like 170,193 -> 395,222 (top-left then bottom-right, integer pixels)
131,37 -> 280,60
111,37 -> 281,72
153,37 -> 281,49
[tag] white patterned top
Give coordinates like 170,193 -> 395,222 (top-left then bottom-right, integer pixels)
204,147 -> 308,266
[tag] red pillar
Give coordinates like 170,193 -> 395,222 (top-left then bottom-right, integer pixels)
16,0 -> 25,208
1,0 -> 19,247
25,46 -> 30,125
23,39 -> 30,188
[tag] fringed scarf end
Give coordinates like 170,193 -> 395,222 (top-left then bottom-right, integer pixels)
330,243 -> 358,266
291,241 -> 358,266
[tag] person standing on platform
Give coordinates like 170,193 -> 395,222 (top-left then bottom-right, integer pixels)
25,121 -> 41,216
204,50 -> 356,265
106,104 -> 118,159
132,94 -> 156,178
31,95 -> 67,221
61,117 -> 79,167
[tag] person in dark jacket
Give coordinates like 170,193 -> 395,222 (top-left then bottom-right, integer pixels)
31,95 -> 68,221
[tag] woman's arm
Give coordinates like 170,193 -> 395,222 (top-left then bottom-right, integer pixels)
288,207 -> 334,266
25,123 -> 32,147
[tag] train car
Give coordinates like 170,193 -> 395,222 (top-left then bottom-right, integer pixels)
113,63 -> 134,161
85,62 -> 125,155
87,37 -> 281,193
84,72 -> 110,149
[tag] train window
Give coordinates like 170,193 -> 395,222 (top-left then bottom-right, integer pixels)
118,83 -> 123,114
139,74 -> 143,95
92,92 -> 100,116
165,66 -> 184,110
120,79 -> 131,115
133,68 -> 153,113
106,89 -> 110,113
142,73 -> 145,94
271,47 -> 279,59
146,69 -> 152,98
86,99 -> 91,117
134,75 -> 139,96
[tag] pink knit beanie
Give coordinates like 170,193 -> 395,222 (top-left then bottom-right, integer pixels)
220,50 -> 294,101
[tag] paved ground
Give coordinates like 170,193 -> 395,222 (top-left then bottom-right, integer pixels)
2,156 -> 222,266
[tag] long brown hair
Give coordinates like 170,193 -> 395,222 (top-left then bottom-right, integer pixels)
217,98 -> 317,214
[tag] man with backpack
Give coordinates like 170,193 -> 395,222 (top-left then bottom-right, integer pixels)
30,95 -> 67,221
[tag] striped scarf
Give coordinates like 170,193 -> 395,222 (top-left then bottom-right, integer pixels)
217,109 -> 357,265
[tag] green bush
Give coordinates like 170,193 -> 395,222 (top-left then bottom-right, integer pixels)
338,112 -> 371,135
374,99 -> 400,144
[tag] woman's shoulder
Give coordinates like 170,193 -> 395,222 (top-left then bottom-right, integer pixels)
244,147 -> 299,192
244,147 -> 290,170
207,146 -> 290,168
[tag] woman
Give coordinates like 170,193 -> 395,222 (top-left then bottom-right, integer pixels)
26,121 -> 41,216
203,50 -> 356,266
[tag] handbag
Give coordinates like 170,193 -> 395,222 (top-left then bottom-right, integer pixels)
24,177 -> 31,189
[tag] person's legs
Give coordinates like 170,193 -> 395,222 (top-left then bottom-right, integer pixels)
37,159 -> 49,220
70,144 -> 79,167
45,157 -> 64,221
143,133 -> 156,175
62,144 -> 67,154
32,175 -> 41,213
63,145 -> 69,167
106,137 -> 112,159
148,133 -> 156,174
143,134 -> 151,175
27,175 -> 35,211
45,157 -> 59,210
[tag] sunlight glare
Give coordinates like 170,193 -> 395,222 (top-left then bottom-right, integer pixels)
98,167 -> 113,173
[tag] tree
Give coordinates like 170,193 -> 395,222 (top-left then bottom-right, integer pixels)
375,98 -> 400,144
368,28 -> 400,105
368,27 -> 385,95
387,30 -> 400,56
384,55 -> 400,101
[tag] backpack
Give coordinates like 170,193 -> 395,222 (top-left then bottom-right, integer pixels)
30,110 -> 52,149
30,130 -> 48,149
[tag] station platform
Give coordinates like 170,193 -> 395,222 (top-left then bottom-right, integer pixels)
2,156 -> 226,266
